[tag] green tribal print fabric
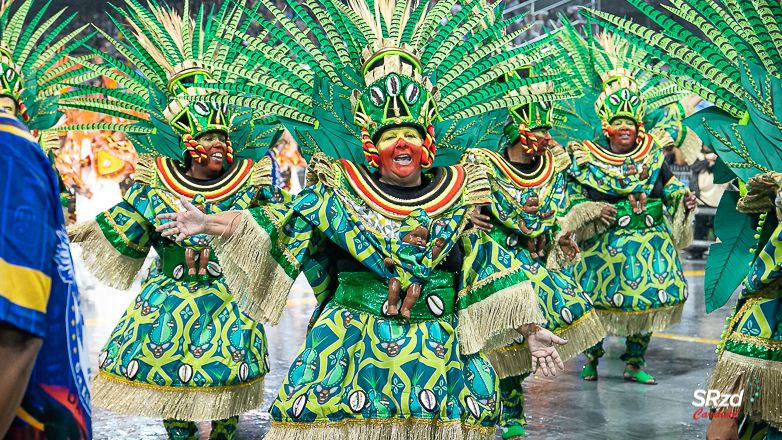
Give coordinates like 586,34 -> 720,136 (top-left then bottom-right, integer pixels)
211,158 -> 543,439
463,148 -> 605,379
69,167 -> 285,421
568,139 -> 690,337
711,221 -> 782,429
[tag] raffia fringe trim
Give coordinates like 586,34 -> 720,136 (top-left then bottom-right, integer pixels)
709,351 -> 782,429
212,210 -> 294,325
486,310 -> 607,378
598,304 -> 684,336
90,372 -> 265,421
671,202 -> 695,251
458,280 -> 543,355
67,219 -> 144,290
558,201 -> 612,243
545,229 -> 581,272
264,418 -> 494,440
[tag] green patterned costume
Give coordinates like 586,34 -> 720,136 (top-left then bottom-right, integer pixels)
63,0 -> 285,437
173,0 -> 571,436
460,63 -> 604,437
545,30 -> 694,369
584,0 -> 782,433
69,157 -> 283,426
211,157 -> 543,439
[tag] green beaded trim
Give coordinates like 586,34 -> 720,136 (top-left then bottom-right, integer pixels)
724,339 -> 782,362
333,271 -> 456,322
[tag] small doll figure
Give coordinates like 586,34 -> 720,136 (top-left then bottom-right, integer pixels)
383,212 -> 445,319
184,196 -> 211,276
519,191 -> 553,259
623,158 -> 647,214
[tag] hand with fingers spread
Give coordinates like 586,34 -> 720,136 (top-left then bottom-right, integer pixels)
155,196 -> 207,242
600,205 -> 617,226
518,324 -> 567,377
469,206 -> 493,233
558,230 -> 579,260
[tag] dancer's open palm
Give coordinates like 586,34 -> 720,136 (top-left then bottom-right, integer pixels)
527,327 -> 567,377
156,197 -> 207,242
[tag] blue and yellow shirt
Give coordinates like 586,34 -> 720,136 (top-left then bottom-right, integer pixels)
0,113 -> 91,439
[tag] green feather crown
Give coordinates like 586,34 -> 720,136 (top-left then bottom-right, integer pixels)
552,19 -> 691,145
58,0 -> 281,163
0,0 -> 93,133
503,66 -> 555,132
188,0 -> 573,168
583,0 -> 782,182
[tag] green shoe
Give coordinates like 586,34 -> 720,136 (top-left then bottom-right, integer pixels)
580,363 -> 598,381
501,425 -> 526,439
623,369 -> 657,385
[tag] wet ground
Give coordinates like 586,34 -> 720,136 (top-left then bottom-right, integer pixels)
78,250 -> 724,440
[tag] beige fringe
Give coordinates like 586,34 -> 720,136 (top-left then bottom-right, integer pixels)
264,418 -> 494,440
487,311 -> 606,378
457,280 -> 544,355
211,210 -> 294,325
90,372 -> 265,421
709,351 -> 782,429
545,229 -> 581,273
671,202 -> 695,251
134,154 -> 156,186
558,201 -> 612,243
737,172 -> 782,214
67,219 -> 146,290
598,304 -> 684,336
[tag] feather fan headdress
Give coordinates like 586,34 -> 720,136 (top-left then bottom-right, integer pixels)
0,0 -> 93,134
552,18 -> 696,152
191,0 -> 575,167
59,0 -> 282,164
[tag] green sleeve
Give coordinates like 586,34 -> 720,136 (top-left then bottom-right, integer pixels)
455,229 -> 543,355
67,183 -> 153,289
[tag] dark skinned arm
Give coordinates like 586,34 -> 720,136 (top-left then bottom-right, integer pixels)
0,321 -> 42,436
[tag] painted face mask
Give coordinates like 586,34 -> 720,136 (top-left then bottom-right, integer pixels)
377,134 -> 424,183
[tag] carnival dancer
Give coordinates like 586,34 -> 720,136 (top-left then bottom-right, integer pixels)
464,66 -> 607,439
65,1 -> 285,438
553,32 -> 697,385
584,0 -> 782,436
156,0 -> 571,438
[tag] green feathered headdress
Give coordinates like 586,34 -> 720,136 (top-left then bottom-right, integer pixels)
187,0 -> 573,168
551,19 -> 692,146
0,0 -> 94,137
499,65 -> 558,149
58,0 -> 282,164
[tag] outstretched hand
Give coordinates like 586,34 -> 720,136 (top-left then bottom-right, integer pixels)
155,196 -> 207,242
524,326 -> 567,377
558,230 -> 579,260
